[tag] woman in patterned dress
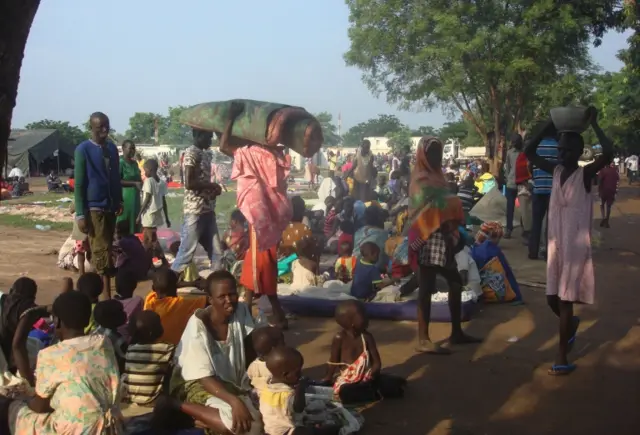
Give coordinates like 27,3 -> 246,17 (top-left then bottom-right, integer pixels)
3,291 -> 122,434
408,137 -> 481,354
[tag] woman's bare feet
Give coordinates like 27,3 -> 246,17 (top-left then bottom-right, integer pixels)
415,340 -> 451,355
449,332 -> 483,345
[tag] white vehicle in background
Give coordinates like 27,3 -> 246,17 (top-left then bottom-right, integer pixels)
442,139 -> 486,162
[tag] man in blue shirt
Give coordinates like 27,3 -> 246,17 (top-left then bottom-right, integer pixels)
74,112 -> 123,298
528,132 -> 558,260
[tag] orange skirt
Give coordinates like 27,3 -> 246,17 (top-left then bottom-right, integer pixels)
239,226 -> 278,296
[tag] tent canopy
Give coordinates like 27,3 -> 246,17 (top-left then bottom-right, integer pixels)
7,129 -> 76,176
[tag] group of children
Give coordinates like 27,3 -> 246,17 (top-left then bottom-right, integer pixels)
247,300 -> 405,435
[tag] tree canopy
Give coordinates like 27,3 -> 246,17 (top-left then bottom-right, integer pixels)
343,0 -> 627,163
25,119 -> 88,147
342,114 -> 406,146
314,112 -> 341,147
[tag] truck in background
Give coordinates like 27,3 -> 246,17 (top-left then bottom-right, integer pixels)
442,139 -> 486,162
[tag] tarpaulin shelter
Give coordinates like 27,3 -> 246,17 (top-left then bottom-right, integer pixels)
6,129 -> 76,176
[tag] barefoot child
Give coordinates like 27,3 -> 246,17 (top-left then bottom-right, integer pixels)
324,300 -> 405,403
247,326 -> 285,393
122,310 -> 176,405
137,158 -> 170,262
525,107 -> 613,375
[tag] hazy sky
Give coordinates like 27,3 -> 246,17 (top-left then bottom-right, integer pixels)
13,0 -> 632,134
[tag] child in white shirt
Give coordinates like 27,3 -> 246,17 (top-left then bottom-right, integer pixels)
137,159 -> 169,259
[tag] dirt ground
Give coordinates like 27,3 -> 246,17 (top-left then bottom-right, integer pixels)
1,187 -> 640,435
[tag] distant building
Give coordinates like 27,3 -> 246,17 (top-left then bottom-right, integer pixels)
363,136 -> 423,153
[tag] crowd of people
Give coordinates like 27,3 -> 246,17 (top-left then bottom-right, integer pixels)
0,104 -> 629,434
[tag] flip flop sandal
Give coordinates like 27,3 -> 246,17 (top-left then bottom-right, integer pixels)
568,316 -> 580,353
548,363 -> 577,376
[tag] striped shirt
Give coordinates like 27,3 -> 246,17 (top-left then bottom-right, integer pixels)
532,138 -> 558,194
122,342 -> 176,405
457,186 -> 477,213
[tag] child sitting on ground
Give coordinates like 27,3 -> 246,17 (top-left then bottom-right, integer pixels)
290,238 -> 324,289
262,347 -> 340,435
114,269 -> 144,343
334,237 -> 356,283
76,272 -> 103,333
122,310 -> 176,406
350,242 -> 398,301
323,300 -> 406,404
143,268 -> 207,345
220,209 -> 249,272
323,196 -> 338,239
247,326 -> 285,393
93,299 -> 128,372
113,220 -> 152,282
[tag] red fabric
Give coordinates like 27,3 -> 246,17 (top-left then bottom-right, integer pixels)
239,225 -> 278,296
323,210 -> 337,236
338,233 -> 354,250
515,153 -> 531,184
598,166 -> 619,200
391,262 -> 412,278
68,178 -> 75,190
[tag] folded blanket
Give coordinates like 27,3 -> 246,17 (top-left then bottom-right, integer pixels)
180,99 -> 323,157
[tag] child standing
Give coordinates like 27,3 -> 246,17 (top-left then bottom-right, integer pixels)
247,326 -> 285,393
525,107 -> 613,375
137,159 -> 170,260
122,310 -> 176,405
143,268 -> 207,345
598,162 -> 619,228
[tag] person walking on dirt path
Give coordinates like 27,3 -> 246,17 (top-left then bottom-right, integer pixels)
171,128 -> 223,276
626,154 -> 638,184
74,112 -> 123,299
598,162 -> 619,228
528,128 -> 558,260
525,107 -> 613,376
348,140 -> 377,202
118,140 -> 143,235
503,134 -> 523,239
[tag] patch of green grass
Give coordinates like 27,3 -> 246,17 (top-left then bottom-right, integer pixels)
0,214 -> 73,231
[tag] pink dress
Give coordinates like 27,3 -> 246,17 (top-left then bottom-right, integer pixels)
231,145 -> 293,251
546,166 -> 595,304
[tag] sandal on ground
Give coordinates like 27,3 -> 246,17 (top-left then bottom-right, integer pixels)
548,363 -> 577,376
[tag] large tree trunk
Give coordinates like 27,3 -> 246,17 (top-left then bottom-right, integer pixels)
0,0 -> 41,177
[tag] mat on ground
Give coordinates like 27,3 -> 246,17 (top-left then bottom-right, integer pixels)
180,99 -> 323,157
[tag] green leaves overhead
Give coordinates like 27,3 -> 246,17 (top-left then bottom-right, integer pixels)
344,0 -> 623,145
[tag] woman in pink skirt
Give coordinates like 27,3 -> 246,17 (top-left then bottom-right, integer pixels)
525,107 -> 613,375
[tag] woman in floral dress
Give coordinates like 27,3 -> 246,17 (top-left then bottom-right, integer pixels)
5,291 -> 122,435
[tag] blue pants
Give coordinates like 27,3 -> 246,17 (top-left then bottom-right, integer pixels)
171,212 -> 222,273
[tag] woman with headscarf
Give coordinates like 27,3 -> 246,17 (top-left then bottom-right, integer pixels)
471,222 -> 522,303
353,206 -> 390,270
0,277 -> 47,386
408,137 -> 481,354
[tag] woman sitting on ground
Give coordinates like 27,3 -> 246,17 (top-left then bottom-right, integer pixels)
471,222 -> 522,303
167,270 -> 262,435
0,278 -> 47,386
353,206 -> 390,271
2,291 -> 122,435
